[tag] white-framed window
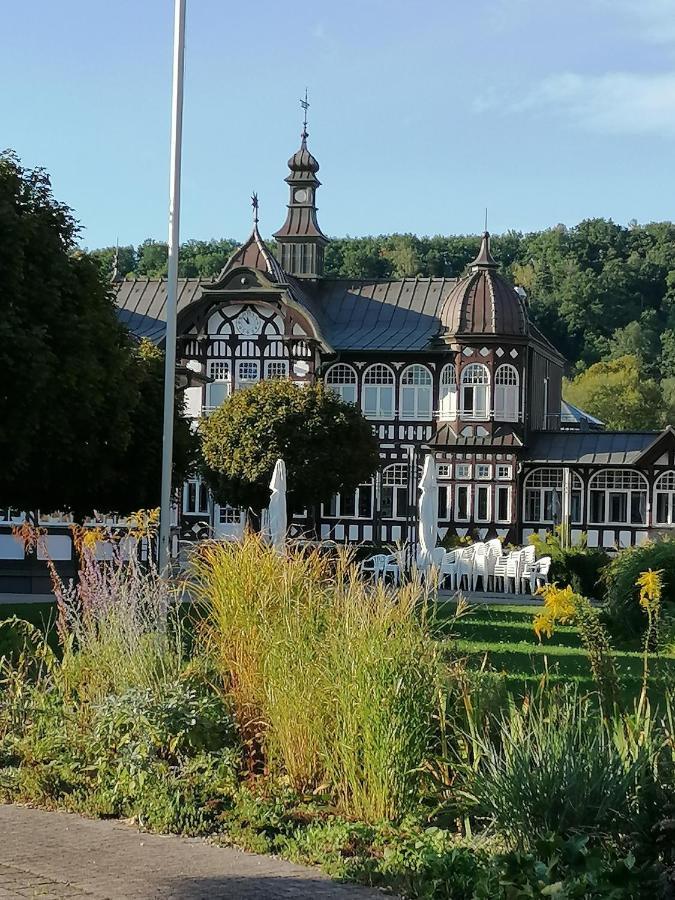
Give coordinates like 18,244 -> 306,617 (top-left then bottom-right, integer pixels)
362,364 -> 395,419
183,478 -> 209,515
439,364 -> 458,419
524,468 -> 583,524
438,484 -> 452,519
456,464 -> 472,480
325,363 -> 357,404
461,363 -> 490,420
474,484 -> 491,522
455,484 -> 471,522
496,464 -> 512,480
206,360 -> 231,410
654,471 -> 675,526
237,361 -> 260,386
495,485 -> 511,523
380,464 -> 409,519
322,482 -> 374,519
494,364 -> 520,422
437,463 -> 452,478
400,364 -> 432,420
264,360 -> 289,379
218,505 -> 241,525
588,469 -> 648,526
476,464 -> 492,480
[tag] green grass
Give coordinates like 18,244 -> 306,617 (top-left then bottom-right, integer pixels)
0,602 -> 59,658
437,602 -> 675,700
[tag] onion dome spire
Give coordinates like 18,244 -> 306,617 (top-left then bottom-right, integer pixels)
274,91 -> 329,279
470,231 -> 498,271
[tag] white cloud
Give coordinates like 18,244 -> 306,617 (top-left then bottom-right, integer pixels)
489,71 -> 675,137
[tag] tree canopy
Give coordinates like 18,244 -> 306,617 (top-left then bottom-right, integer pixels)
0,153 -> 196,516
199,380 -> 381,514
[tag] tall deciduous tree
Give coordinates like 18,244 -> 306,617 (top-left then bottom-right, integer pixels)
0,153 -> 195,516
199,380 -> 380,517
564,356 -> 663,431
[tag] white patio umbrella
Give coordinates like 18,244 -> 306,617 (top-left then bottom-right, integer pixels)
268,458 -> 288,554
417,455 -> 438,570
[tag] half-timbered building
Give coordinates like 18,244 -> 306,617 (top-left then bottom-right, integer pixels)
2,118 -> 674,591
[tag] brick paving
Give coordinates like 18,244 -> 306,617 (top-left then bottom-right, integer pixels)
0,805 -> 387,899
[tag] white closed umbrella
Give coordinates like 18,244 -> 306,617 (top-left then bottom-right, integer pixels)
418,455 -> 438,569
268,459 -> 287,554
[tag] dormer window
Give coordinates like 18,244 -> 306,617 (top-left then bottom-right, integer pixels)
461,364 -> 490,420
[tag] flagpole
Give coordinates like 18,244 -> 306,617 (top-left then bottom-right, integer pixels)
159,0 -> 187,572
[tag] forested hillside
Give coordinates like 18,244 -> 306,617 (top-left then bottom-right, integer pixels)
92,219 -> 675,430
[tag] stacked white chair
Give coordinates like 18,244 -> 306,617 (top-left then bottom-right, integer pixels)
472,542 -> 490,591
505,550 -> 525,593
528,555 -> 552,594
441,550 -> 459,590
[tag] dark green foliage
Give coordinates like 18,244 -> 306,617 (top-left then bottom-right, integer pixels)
529,530 -> 610,599
0,153 -> 196,515
603,539 -> 675,637
199,379 -> 380,513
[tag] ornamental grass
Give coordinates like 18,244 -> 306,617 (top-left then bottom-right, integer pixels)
190,534 -> 441,822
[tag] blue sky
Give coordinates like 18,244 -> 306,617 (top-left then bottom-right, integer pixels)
3,0 -> 675,249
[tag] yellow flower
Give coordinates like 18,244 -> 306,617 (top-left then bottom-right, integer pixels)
533,583 -> 578,640
637,568 -> 664,613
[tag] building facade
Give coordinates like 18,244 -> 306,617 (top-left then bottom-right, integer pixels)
112,121 -> 675,552
3,119 -> 674,592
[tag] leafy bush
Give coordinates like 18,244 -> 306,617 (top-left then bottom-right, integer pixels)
602,539 -> 675,638
529,529 -> 609,598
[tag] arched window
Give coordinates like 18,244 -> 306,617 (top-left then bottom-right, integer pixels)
461,364 -> 490,419
654,471 -> 675,526
439,365 -> 457,419
400,364 -> 432,420
494,364 -> 520,422
362,364 -> 395,419
523,468 -> 583,524
325,363 -> 357,404
381,464 -> 409,519
588,469 -> 648,525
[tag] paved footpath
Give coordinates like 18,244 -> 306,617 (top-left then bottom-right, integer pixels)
0,806 -> 387,900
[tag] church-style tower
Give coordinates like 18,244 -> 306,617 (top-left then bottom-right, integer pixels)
274,94 -> 329,279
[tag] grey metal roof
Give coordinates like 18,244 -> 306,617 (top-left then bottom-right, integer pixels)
560,400 -> 604,428
308,278 -> 457,351
114,273 -> 563,357
524,431 -> 659,466
114,278 -> 206,343
431,424 -> 523,448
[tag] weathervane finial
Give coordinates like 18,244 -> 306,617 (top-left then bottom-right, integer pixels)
251,191 -> 259,226
484,207 -> 489,234
300,88 -> 309,143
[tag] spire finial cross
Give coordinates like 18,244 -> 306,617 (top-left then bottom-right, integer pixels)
251,191 -> 259,226
300,88 -> 309,141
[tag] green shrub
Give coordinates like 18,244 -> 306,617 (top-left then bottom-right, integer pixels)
529,529 -> 609,598
602,539 -> 675,638
465,689 -> 662,849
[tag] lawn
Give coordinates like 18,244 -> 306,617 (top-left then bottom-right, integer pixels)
437,601 -> 675,700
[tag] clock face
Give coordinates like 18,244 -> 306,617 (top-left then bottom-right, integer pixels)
294,188 -> 308,203
233,307 -> 263,336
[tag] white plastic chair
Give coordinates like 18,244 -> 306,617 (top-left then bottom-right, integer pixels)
472,542 -> 490,591
485,540 -> 503,590
530,556 -> 552,594
360,554 -> 388,581
505,549 -> 525,594
457,546 -> 476,591
441,550 -> 459,590
493,552 -> 509,592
